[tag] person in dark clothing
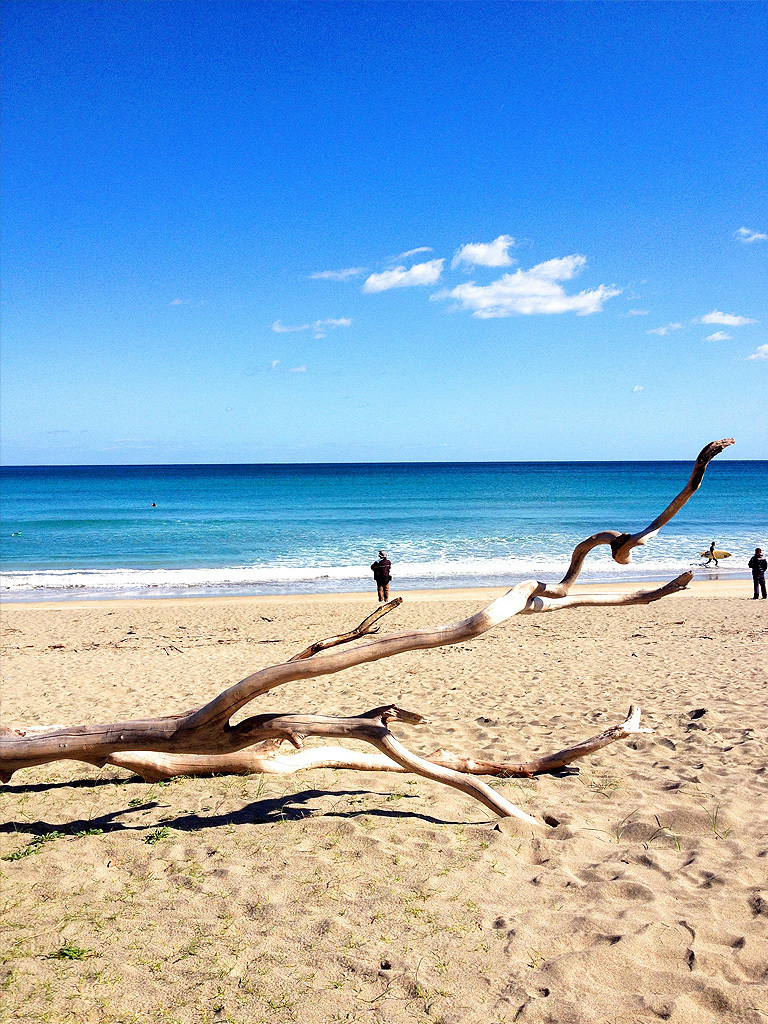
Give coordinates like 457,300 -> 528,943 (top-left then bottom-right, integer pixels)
705,541 -> 718,567
371,550 -> 392,602
748,547 -> 767,599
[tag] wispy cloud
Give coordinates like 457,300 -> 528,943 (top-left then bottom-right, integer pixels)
632,385 -> 643,392
272,317 -> 352,339
312,317 -> 352,338
394,246 -> 433,261
625,309 -> 649,316
309,268 -> 367,281
647,322 -> 684,336
735,227 -> 768,243
452,235 -> 515,269
272,320 -> 310,333
647,323 -> 684,336
363,259 -> 444,294
433,255 -> 619,317
698,310 -> 758,326
705,331 -> 733,341
270,359 -> 307,374
747,344 -> 768,361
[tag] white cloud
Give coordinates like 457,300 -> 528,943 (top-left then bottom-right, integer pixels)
169,298 -> 186,306
433,255 -> 619,317
747,344 -> 768,361
363,259 -> 444,293
312,317 -> 352,339
705,331 -> 733,342
316,317 -> 352,329
270,359 -> 307,373
626,309 -> 649,316
735,227 -> 768,243
452,234 -> 515,269
309,268 -> 366,281
272,320 -> 310,333
648,323 -> 684,336
394,247 -> 433,261
272,317 -> 352,338
699,310 -> 758,326
632,385 -> 643,392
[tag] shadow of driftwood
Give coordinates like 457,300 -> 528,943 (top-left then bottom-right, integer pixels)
2,775 -> 143,795
1,787 -> 488,845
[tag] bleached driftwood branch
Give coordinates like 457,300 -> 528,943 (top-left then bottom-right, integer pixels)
0,441 -> 731,826
539,439 -> 734,599
103,704 -> 651,783
288,597 -> 403,660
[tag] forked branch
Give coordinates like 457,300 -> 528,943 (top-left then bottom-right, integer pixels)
289,598 -> 403,660
540,438 -> 734,598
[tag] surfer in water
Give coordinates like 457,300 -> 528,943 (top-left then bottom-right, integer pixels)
705,541 -> 718,567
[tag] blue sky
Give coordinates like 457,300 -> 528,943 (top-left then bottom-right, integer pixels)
2,0 -> 766,464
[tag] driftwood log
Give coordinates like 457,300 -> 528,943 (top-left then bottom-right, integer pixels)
0,439 -> 734,827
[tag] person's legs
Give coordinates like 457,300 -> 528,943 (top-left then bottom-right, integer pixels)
760,577 -> 767,599
377,582 -> 385,602
382,582 -> 389,601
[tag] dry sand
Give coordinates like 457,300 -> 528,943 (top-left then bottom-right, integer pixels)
1,580 -> 766,1024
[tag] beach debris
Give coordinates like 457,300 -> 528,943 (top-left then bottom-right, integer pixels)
533,437 -> 735,602
0,439 -> 733,828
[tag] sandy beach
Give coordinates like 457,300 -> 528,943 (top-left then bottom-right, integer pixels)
1,580 -> 766,1024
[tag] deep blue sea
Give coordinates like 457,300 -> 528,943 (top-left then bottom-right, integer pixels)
0,462 -> 764,601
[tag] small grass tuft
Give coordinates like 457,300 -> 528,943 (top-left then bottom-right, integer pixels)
145,827 -> 172,845
48,944 -> 93,961
704,802 -> 732,840
3,831 -> 67,861
644,815 -> 681,851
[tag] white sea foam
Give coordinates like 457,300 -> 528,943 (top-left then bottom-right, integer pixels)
1,553 -> 746,599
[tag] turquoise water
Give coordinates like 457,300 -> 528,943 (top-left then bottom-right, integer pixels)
0,462 -> 764,600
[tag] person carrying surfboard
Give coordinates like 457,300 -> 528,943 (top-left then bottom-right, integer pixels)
705,541 -> 718,566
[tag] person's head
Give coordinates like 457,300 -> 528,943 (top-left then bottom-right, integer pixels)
756,548 -> 763,555
378,550 -> 386,558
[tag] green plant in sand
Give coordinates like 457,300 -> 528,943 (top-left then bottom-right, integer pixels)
144,826 -> 171,845
703,801 -> 732,840
644,815 -> 682,851
48,944 -> 93,961
3,831 -> 66,861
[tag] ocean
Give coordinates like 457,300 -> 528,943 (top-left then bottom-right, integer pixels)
0,462 -> 764,602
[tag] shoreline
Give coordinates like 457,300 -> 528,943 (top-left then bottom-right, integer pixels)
0,576 -> 753,611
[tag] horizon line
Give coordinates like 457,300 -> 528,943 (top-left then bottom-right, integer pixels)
1,457 -> 761,470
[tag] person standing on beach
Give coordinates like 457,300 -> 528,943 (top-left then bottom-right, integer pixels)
704,541 -> 720,566
371,550 -> 392,603
748,547 -> 767,599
